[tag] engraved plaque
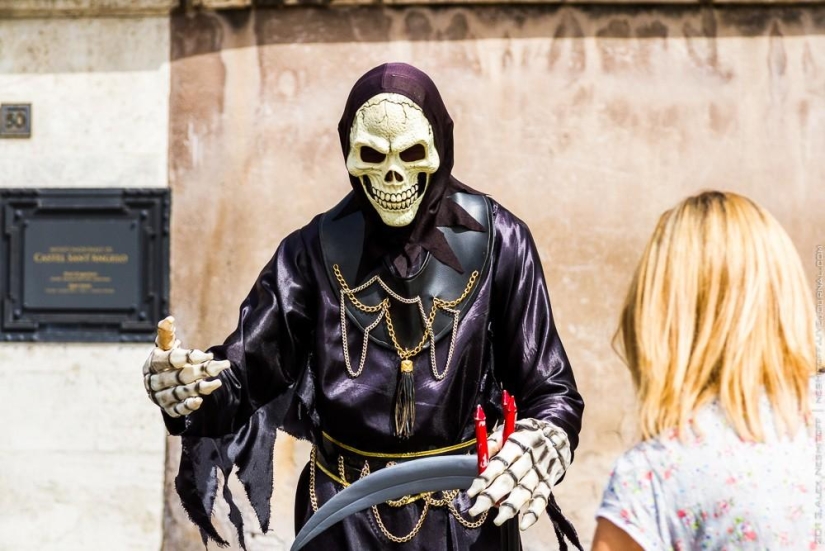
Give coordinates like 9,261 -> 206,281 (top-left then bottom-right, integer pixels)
23,219 -> 140,310
0,104 -> 32,139
0,189 -> 170,342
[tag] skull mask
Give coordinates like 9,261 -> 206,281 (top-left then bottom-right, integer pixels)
346,93 -> 441,227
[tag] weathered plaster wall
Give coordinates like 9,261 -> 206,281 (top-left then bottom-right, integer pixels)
0,17 -> 171,189
166,6 -> 825,549
0,16 -> 170,550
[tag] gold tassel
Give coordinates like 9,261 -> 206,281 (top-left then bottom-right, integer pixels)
394,359 -> 415,439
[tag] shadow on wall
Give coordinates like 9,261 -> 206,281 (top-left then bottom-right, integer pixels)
171,4 -> 825,62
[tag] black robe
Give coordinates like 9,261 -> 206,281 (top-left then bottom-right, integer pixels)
163,63 -> 584,550
164,195 -> 583,549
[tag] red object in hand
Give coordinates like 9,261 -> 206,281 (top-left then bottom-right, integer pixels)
475,405 -> 489,474
503,390 -> 517,441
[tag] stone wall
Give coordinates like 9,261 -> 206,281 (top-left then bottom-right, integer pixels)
0,16 -> 170,550
0,0 -> 176,17
165,5 -> 825,550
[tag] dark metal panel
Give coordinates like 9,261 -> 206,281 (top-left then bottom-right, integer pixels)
0,188 -> 171,342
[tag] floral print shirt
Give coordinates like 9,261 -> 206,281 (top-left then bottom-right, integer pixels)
596,389 -> 817,550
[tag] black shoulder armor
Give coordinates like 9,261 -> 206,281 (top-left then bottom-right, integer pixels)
320,192 -> 492,351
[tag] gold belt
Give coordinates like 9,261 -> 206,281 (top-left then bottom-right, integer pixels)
321,430 -> 477,460
308,434 -> 488,543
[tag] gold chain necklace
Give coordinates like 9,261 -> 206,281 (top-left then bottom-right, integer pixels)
333,264 -> 479,439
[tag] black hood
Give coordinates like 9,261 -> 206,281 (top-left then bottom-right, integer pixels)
335,63 -> 483,279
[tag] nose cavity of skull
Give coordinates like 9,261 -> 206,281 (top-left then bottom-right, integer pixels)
384,170 -> 404,183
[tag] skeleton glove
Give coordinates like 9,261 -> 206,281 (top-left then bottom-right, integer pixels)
142,316 -> 230,418
467,418 -> 572,530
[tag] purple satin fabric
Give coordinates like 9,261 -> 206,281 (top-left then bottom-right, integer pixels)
164,199 -> 583,549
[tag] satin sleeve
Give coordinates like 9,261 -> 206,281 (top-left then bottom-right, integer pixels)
490,203 -> 584,452
163,228 -> 315,438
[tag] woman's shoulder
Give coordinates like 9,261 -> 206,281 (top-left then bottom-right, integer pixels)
609,436 -> 674,486
616,395 -> 815,485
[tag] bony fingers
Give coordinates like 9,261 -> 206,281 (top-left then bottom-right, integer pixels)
503,470 -> 539,512
485,471 -> 520,504
467,491 -> 496,518
153,379 -> 221,408
469,435 -> 537,499
493,497 -> 522,526
506,451 -> 535,484
189,349 -> 213,363
520,502 -> 549,531
166,396 -> 203,417
168,348 -> 213,369
204,359 -> 230,377
519,509 -> 540,531
467,474 -> 490,499
519,486 -> 551,531
491,439 -> 536,479
154,387 -> 178,408
150,365 -> 198,390
497,495 -> 527,525
168,348 -> 190,367
150,369 -> 184,391
546,455 -> 566,487
510,428 -> 545,455
467,461 -> 506,498
487,429 -> 504,457
538,440 -> 558,469
515,418 -> 543,432
494,472 -> 540,526
150,360 -> 228,390
497,438 -> 532,464
517,468 -> 540,489
467,454 -> 510,498
159,380 -> 220,407
470,472 -> 519,519
149,348 -> 174,372
161,397 -> 200,418
145,380 -> 161,406
184,396 -> 204,413
198,378 -> 223,396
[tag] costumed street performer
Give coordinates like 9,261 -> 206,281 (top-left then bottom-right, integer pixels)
143,63 -> 584,550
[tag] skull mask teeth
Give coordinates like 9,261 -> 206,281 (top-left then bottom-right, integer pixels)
346,93 -> 440,227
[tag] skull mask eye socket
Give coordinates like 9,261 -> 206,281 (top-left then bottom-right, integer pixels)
360,146 -> 386,164
399,144 -> 426,163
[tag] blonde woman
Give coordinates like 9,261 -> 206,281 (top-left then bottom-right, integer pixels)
592,191 -> 818,550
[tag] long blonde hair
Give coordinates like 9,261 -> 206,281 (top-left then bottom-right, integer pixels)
615,191 -> 815,442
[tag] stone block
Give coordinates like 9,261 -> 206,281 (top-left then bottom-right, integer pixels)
0,0 -> 177,17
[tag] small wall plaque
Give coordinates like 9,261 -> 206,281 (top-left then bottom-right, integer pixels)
1,104 -> 31,138
0,188 -> 170,342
